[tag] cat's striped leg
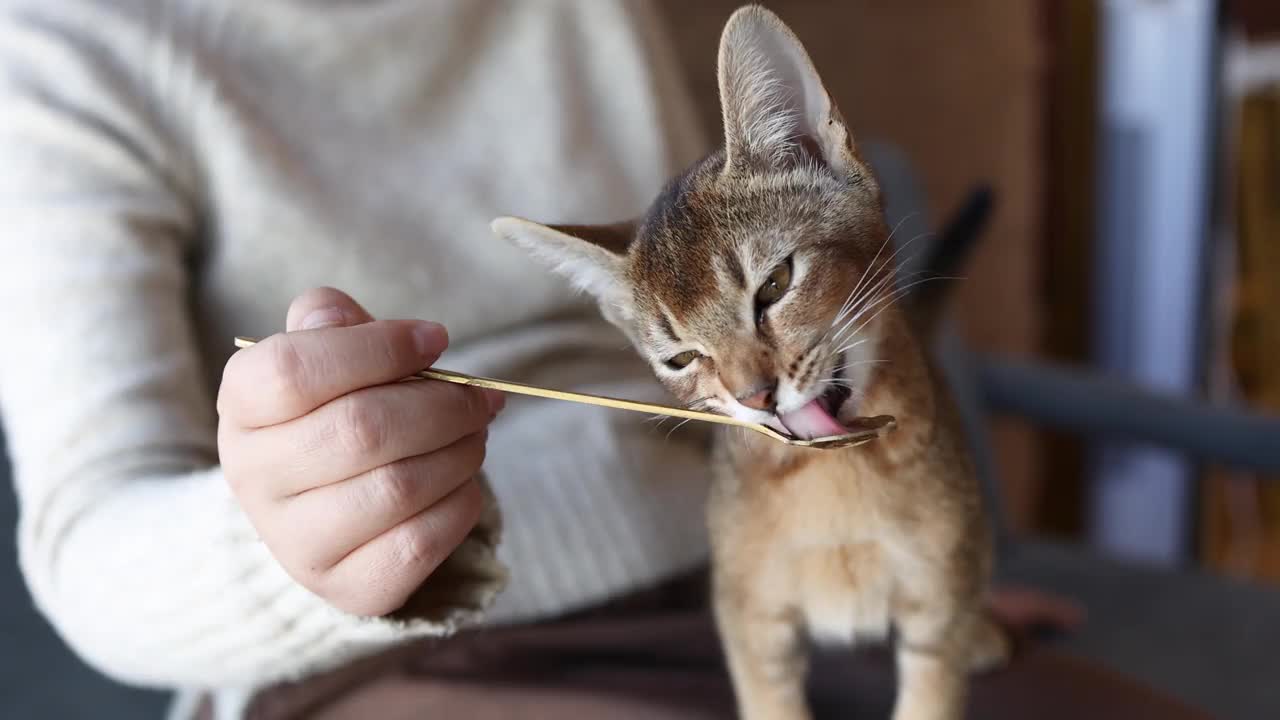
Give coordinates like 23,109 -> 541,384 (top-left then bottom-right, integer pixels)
713,575 -> 812,720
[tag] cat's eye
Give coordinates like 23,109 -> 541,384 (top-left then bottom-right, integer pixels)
755,259 -> 793,311
666,350 -> 702,370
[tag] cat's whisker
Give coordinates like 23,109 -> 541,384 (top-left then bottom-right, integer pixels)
837,225 -> 897,319
645,416 -> 676,433
823,281 -> 888,353
840,222 -> 901,312
839,275 -> 961,348
822,222 -> 922,342
863,274 -> 961,322
831,276 -> 916,351
837,228 -> 932,325
829,361 -> 890,371
830,267 -> 899,342
874,229 -> 934,283
828,258 -> 930,347
835,263 -> 931,334
886,211 -> 917,244
821,371 -> 878,383
840,258 -> 904,317
664,417 -> 694,442
842,230 -> 935,314
841,212 -> 916,317
831,337 -> 870,358
833,268 -> 949,347
830,359 -> 889,373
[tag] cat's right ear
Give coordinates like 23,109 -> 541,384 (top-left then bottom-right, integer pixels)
490,216 -> 636,324
716,6 -> 861,177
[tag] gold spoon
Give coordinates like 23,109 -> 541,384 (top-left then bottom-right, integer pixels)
233,336 -> 895,450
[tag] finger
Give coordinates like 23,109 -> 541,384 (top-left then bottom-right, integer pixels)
247,377 -> 500,497
284,431 -> 488,568
285,286 -> 376,331
218,319 -> 449,427
320,477 -> 486,617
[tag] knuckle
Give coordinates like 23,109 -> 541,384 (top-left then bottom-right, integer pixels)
337,395 -> 388,457
365,460 -> 419,510
394,522 -> 443,574
265,337 -> 307,407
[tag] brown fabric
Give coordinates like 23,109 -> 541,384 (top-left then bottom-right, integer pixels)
194,570 -> 1211,720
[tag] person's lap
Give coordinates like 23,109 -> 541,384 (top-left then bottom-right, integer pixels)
235,572 -> 1208,720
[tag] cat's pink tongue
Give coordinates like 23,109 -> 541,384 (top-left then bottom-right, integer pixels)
778,399 -> 846,440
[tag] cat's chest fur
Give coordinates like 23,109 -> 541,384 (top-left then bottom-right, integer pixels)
704,333 -> 966,647
709,444 -> 907,646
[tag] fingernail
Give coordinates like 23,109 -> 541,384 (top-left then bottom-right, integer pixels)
301,306 -> 347,330
485,389 -> 506,415
412,321 -> 448,357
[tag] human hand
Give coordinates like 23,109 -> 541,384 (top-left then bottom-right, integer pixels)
216,287 -> 504,617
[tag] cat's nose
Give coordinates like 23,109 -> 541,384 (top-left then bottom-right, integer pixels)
737,381 -> 778,413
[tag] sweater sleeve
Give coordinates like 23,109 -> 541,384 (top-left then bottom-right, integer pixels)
0,4 -> 505,692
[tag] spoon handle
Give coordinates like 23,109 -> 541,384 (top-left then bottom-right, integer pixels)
233,336 -> 768,434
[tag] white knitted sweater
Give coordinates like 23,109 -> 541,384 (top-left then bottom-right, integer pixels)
0,1 -> 713,716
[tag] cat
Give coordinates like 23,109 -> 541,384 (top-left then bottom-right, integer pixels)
492,5 -> 1008,719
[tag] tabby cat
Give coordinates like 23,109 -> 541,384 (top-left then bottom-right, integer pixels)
493,6 -> 1008,719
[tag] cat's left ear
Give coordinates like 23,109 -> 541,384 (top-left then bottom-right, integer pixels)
717,6 -> 861,177
490,216 -> 636,325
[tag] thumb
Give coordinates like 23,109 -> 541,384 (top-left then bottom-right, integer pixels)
286,287 -> 376,332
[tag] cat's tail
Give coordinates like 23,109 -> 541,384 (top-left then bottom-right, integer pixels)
906,185 -> 993,337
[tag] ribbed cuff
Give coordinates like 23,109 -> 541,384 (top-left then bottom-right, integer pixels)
209,474 -> 508,686
22,467 -> 506,694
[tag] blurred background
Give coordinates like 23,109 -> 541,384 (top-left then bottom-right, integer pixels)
3,0 -> 1279,718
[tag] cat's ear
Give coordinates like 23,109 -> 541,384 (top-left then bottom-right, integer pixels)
716,6 -> 859,176
490,216 -> 636,324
